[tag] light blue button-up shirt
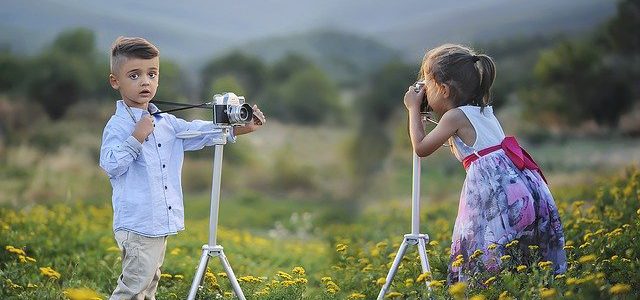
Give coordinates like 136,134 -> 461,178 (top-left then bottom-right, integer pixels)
99,100 -> 234,237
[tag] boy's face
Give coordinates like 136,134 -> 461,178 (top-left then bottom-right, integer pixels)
109,57 -> 159,109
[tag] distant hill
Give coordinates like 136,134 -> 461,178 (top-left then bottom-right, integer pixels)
236,30 -> 400,84
1,0 -> 616,70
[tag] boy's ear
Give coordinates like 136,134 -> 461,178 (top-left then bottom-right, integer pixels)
109,74 -> 119,90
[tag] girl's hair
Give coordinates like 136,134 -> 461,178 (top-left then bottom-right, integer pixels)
419,44 -> 496,108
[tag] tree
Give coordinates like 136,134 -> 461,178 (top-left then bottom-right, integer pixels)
275,66 -> 341,124
0,52 -> 25,94
200,51 -> 266,100
349,60 -> 416,181
25,28 -> 102,120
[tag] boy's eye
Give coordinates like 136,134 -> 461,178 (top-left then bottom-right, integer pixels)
129,73 -> 139,80
149,72 -> 157,79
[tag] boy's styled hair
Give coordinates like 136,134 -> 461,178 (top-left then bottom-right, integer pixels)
420,44 -> 496,108
110,36 -> 159,73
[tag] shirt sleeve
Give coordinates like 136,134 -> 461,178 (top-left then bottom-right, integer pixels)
171,116 -> 234,151
99,120 -> 142,178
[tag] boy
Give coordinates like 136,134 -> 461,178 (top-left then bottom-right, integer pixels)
99,36 -> 265,300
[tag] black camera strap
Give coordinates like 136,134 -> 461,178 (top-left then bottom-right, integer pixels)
150,100 -> 211,116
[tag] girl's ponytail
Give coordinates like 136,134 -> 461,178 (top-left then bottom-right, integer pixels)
476,54 -> 496,106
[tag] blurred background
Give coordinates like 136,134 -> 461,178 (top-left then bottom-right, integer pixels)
1,0 -> 638,208
0,0 -> 639,297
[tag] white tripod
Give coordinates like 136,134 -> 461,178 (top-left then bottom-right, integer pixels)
183,127 -> 246,300
377,115 -> 433,300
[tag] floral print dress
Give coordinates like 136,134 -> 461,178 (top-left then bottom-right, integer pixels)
446,106 -> 567,283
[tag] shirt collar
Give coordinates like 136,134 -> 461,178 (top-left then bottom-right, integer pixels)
116,100 -> 162,121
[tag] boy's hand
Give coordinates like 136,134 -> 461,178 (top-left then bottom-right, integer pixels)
132,115 -> 154,143
234,105 -> 265,136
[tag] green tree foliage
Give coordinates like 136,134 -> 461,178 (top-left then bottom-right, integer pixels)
524,0 -> 637,128
0,52 -> 25,94
200,51 -> 266,99
154,59 -> 189,102
531,41 -> 632,127
274,66 -> 341,124
603,0 -> 640,54
349,60 -> 416,181
25,28 -> 98,120
260,53 -> 342,124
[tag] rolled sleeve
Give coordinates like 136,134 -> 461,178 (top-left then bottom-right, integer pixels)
124,136 -> 143,157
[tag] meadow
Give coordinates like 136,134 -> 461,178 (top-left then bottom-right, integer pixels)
1,109 -> 639,299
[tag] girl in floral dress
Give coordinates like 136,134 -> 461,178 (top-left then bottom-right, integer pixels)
403,44 -> 566,283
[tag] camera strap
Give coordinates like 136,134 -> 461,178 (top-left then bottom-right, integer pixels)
150,100 -> 212,116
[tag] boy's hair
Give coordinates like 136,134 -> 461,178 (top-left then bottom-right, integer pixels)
110,36 -> 159,73
419,44 -> 496,108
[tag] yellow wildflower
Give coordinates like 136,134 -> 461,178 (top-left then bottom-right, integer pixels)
563,245 -> 574,251
276,271 -> 293,280
506,240 -> 519,248
500,255 -> 511,262
321,276 -> 332,283
347,293 -> 367,300
404,279 -> 414,287
538,261 -> 553,270
5,245 -> 26,256
376,277 -> 386,285
385,292 -> 403,298
336,243 -> 348,252
416,272 -> 431,283
470,249 -> 484,260
484,276 -> 496,286
449,282 -> 466,297
516,265 -> 527,272
295,277 -> 308,284
470,295 -> 486,300
174,274 -> 184,280
429,240 -> 439,247
488,243 -> 498,250
39,266 -> 61,280
540,288 -> 556,299
160,273 -> 173,279
498,291 -> 512,300
292,266 -> 305,276
610,283 -> 631,295
63,288 -> 102,300
428,280 -> 445,288
578,254 -> 597,264
376,242 -> 388,249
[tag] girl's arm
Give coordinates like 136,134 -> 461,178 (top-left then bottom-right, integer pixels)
407,109 -> 461,157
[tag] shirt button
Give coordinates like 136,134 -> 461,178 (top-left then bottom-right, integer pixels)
168,206 -> 172,210
164,186 -> 168,190
162,164 -> 166,168
158,143 -> 161,147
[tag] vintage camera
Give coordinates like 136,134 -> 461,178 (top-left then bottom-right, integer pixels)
212,92 -> 254,125
413,81 -> 432,114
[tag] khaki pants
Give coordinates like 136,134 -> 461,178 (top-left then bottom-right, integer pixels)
110,230 -> 167,300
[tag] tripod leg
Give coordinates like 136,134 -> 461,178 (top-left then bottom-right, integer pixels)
377,239 -> 409,300
218,249 -> 246,300
417,238 -> 432,290
187,248 -> 211,300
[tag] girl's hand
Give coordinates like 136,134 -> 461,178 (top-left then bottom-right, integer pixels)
404,85 -> 424,112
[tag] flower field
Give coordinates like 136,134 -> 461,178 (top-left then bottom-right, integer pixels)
1,167 -> 639,299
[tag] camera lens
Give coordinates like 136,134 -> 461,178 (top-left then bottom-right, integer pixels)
228,104 -> 253,124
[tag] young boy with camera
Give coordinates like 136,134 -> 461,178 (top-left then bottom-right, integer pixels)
99,36 -> 265,300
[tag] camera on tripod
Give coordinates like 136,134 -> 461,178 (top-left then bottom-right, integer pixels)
413,81 -> 432,114
212,92 -> 254,125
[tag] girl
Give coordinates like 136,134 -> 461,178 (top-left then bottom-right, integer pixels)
404,44 -> 566,284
